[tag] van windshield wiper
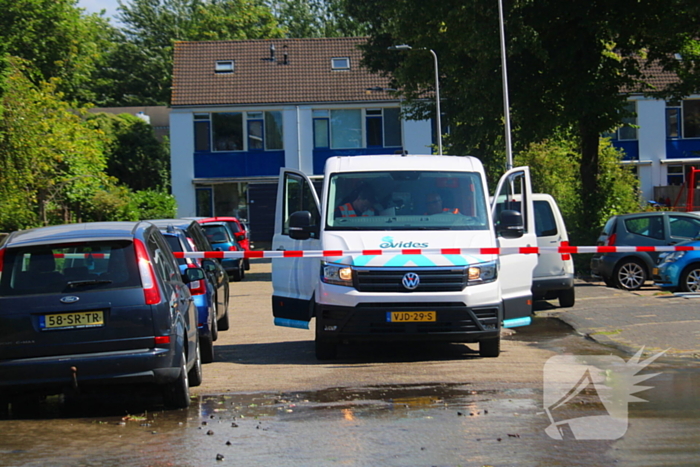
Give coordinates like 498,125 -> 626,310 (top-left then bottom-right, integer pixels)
67,279 -> 113,288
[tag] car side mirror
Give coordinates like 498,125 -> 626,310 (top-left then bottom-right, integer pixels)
497,210 -> 524,238
289,211 -> 318,240
201,259 -> 217,273
182,267 -> 205,284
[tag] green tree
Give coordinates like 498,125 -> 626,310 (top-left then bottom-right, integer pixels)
0,0 -> 116,104
268,0 -> 368,38
86,112 -> 171,192
347,0 -> 700,241
0,60 -> 114,229
96,0 -> 285,105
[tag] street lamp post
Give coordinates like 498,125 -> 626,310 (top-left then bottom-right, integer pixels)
497,0 -> 514,170
388,44 -> 442,155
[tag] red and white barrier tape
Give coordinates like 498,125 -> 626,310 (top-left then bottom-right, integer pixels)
170,245 -> 700,259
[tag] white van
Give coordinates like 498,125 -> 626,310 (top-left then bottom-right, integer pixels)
531,194 -> 575,307
271,155 -> 537,359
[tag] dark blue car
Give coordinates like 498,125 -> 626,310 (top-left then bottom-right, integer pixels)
0,222 -> 204,410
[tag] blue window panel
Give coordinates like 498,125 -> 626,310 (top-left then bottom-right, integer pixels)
611,140 -> 639,161
194,151 -> 285,178
666,140 -> 700,160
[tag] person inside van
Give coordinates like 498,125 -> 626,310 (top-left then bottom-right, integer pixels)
334,185 -> 376,218
425,192 -> 460,215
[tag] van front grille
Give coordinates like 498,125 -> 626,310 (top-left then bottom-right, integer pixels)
354,266 -> 467,293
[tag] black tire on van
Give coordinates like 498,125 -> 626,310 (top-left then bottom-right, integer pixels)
558,288 -> 575,308
479,336 -> 500,358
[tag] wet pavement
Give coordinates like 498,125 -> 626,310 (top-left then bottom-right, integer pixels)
2,262 -> 700,466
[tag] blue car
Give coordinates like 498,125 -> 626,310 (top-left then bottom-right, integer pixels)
160,227 -> 218,363
653,239 -> 700,292
200,222 -> 245,282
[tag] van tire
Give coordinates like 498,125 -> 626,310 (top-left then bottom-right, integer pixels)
613,259 -> 647,291
315,339 -> 338,360
558,288 -> 575,308
479,336 -> 500,358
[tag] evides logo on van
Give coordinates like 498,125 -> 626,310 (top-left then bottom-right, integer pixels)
379,236 -> 428,249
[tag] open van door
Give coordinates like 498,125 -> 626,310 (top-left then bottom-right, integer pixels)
491,167 -> 537,326
271,168 -> 322,329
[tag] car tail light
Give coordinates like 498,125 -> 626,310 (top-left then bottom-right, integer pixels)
154,335 -> 170,345
228,245 -> 239,251
134,238 -> 161,305
187,263 -> 206,295
560,241 -> 571,261
606,233 -> 617,247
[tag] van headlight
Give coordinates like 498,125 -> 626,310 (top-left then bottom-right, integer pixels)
467,261 -> 498,285
322,262 -> 353,286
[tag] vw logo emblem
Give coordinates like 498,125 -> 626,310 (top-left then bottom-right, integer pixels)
60,296 -> 80,304
402,272 -> 420,290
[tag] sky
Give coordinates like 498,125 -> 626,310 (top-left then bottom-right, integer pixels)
77,0 -> 121,21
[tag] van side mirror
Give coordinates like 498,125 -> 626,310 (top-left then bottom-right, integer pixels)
289,211 -> 318,240
497,210 -> 524,238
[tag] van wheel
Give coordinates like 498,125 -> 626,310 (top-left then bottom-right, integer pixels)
613,259 -> 646,291
188,342 -> 203,387
163,349 -> 190,409
680,265 -> 700,292
315,339 -> 338,360
558,288 -> 575,308
479,336 -> 500,358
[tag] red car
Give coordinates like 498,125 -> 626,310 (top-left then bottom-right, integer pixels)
193,217 -> 252,270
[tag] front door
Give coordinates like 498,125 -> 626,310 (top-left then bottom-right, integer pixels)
491,167 -> 537,324
271,169 -> 322,329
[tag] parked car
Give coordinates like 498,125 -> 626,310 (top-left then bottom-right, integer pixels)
591,212 -> 700,290
159,226 -> 221,363
147,219 -> 231,332
0,222 -> 205,409
189,217 -> 252,270
531,194 -> 575,307
653,238 -> 700,292
199,222 -> 246,282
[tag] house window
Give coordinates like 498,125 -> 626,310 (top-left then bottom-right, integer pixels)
666,101 -> 681,138
683,100 -> 700,138
215,60 -> 234,73
212,113 -> 243,151
668,165 -> 684,186
194,113 -> 210,151
331,57 -> 350,70
206,111 -> 283,152
313,108 -> 401,150
603,102 -> 637,140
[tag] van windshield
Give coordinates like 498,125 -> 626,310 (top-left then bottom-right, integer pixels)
326,170 -> 489,231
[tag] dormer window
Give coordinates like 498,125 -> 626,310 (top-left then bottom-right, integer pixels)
215,60 -> 234,73
331,57 -> 350,70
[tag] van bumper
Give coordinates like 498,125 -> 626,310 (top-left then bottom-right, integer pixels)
532,274 -> 574,298
315,302 -> 502,344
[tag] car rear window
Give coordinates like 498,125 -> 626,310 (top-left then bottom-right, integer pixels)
0,241 -> 141,296
202,225 -> 231,244
163,234 -> 187,266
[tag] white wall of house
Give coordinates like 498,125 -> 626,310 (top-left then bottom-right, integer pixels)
170,111 -> 197,217
636,98 -> 667,200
